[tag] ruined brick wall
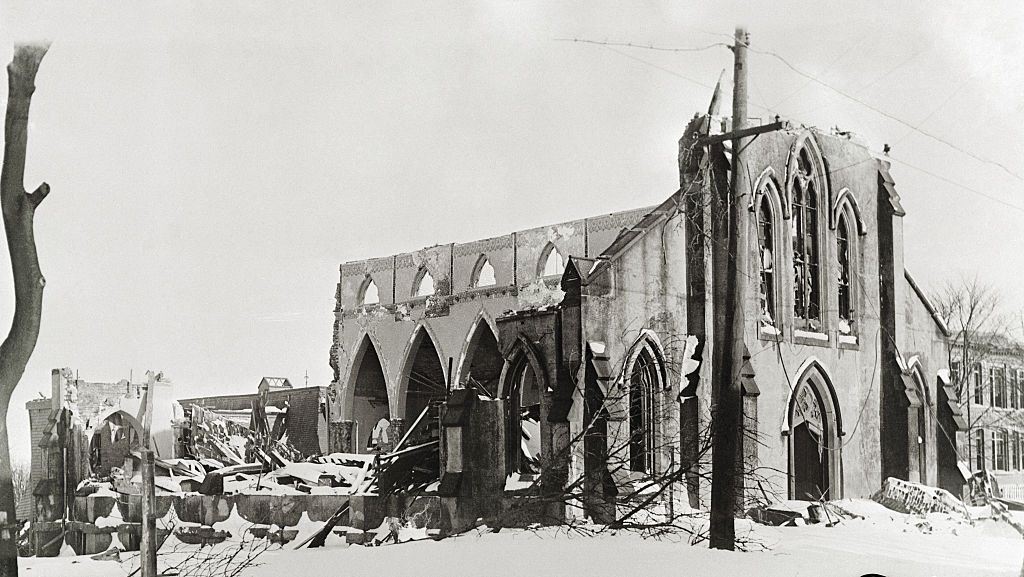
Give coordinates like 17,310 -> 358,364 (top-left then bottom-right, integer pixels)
331,206 -> 652,452
25,398 -> 51,521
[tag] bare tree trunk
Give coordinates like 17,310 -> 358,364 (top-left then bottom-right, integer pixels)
0,44 -> 51,577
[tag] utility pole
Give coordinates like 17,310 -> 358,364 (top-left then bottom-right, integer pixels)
140,372 -> 157,577
709,26 -> 750,551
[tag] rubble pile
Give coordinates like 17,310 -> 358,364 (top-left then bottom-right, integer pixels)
871,477 -> 971,520
26,372 -> 443,559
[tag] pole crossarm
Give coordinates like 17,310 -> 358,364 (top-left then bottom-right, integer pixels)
697,119 -> 790,147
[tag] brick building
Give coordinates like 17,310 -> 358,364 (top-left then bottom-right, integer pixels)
954,338 -> 1024,496
328,114 -> 964,521
23,369 -> 175,522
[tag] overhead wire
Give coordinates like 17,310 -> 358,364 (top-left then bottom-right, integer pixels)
556,35 -> 1024,209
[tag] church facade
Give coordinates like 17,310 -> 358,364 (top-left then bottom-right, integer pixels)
328,113 -> 963,521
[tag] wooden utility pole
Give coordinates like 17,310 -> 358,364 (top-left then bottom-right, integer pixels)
140,372 -> 157,577
709,26 -> 750,551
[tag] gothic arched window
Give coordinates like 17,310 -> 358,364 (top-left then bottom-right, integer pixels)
791,149 -> 822,332
539,243 -> 565,278
472,255 -> 496,288
360,277 -> 379,306
628,343 -> 665,474
836,213 -> 854,333
756,193 -> 777,328
414,268 -> 435,297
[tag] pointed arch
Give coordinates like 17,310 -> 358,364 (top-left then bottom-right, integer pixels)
622,331 -> 669,474
454,310 -> 502,396
498,336 -> 548,474
831,188 -> 867,236
344,331 -> 392,453
752,173 -> 785,330
413,267 -> 435,297
471,254 -> 497,288
89,409 -> 145,476
358,275 -> 380,306
538,242 -> 565,278
749,166 -> 790,219
787,131 -> 829,333
784,358 -> 843,500
396,322 -> 448,424
784,131 -> 830,214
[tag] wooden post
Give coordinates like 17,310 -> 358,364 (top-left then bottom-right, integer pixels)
140,372 -> 157,577
140,450 -> 157,577
710,26 -> 749,551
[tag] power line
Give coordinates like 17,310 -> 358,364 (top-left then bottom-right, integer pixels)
557,36 -> 1024,188
554,37 -> 730,53
746,46 -> 1024,184
885,153 -> 1024,214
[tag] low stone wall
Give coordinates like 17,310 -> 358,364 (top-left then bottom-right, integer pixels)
34,492 -> 371,557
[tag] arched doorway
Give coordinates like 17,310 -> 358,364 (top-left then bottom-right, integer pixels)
403,328 -> 447,442
351,336 -> 391,453
461,318 -> 503,398
90,411 -> 143,476
788,364 -> 841,500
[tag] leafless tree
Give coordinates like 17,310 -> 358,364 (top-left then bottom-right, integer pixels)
491,319 -> 778,550
9,463 -> 28,524
0,44 -> 51,577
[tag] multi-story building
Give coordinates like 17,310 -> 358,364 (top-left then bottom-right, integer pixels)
954,337 -> 1024,496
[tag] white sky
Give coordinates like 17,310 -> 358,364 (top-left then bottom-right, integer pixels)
1,1 -> 1022,461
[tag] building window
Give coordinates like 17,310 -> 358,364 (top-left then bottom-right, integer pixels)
836,213 -> 854,334
414,268 -> 435,297
628,345 -> 664,475
756,193 -> 777,329
539,243 -> 565,278
791,150 -> 822,332
472,255 -> 496,288
1011,369 -> 1020,410
974,429 -> 985,471
1015,431 -> 1021,470
972,363 -> 983,405
360,277 -> 380,306
993,367 -> 1006,408
992,430 -> 1008,470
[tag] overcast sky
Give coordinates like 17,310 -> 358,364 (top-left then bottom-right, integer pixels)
1,1 -> 1022,461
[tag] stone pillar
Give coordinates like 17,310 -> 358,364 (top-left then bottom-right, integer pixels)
386,419 -> 406,452
328,421 -> 354,453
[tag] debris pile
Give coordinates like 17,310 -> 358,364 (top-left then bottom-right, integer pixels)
871,477 -> 971,521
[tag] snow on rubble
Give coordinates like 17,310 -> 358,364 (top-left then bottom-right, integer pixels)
24,495 -> 1024,577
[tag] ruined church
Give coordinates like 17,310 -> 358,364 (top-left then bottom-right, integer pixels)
328,113 -> 964,523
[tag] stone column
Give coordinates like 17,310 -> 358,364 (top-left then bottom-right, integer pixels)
386,419 -> 406,452
328,421 -> 354,453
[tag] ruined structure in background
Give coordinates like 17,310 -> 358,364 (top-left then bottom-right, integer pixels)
23,370 -> 440,557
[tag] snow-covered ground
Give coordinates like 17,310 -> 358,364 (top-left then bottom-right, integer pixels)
20,500 -> 1024,577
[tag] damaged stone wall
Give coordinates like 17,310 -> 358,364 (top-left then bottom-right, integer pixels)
330,207 -> 653,455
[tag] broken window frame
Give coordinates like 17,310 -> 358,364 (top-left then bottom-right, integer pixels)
413,267 -> 435,298
836,212 -> 855,334
755,191 -> 779,332
359,275 -> 380,306
471,254 -> 497,288
790,149 -> 824,333
538,243 -> 565,278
